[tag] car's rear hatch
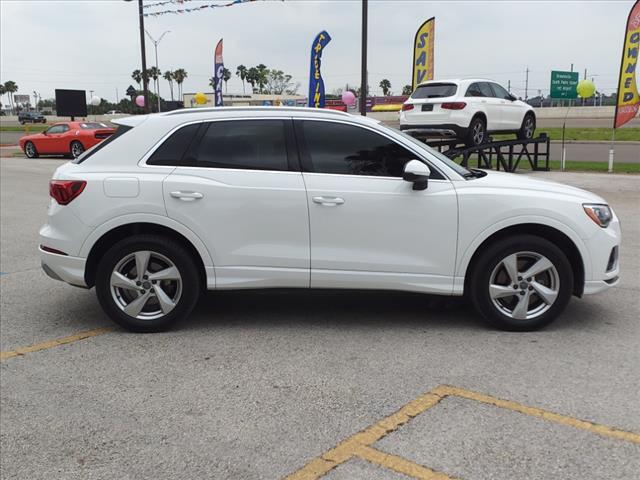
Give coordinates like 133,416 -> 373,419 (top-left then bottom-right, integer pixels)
402,82 -> 459,123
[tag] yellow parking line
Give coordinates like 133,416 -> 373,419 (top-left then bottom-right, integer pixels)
284,384 -> 640,479
355,445 -> 458,480
436,385 -> 640,444
0,327 -> 113,362
284,391 -> 444,480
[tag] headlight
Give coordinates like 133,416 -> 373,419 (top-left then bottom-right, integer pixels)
583,203 -> 612,228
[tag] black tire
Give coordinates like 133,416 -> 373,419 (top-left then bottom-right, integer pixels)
70,140 -> 85,158
517,112 -> 536,140
24,141 -> 39,159
465,116 -> 486,147
95,234 -> 201,332
468,234 -> 573,331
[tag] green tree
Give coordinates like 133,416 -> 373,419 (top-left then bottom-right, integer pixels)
163,70 -> 175,101
0,83 -> 5,110
255,64 -> 268,93
236,64 -> 248,95
379,78 -> 392,96
264,69 -> 298,95
402,84 -> 413,96
4,80 -> 18,113
146,67 -> 161,98
246,67 -> 259,93
223,67 -> 231,93
173,69 -> 188,99
209,76 -> 217,90
131,69 -> 143,88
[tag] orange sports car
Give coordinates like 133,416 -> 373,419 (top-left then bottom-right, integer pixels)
19,121 -> 115,159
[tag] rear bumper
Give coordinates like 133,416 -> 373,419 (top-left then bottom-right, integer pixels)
40,247 -> 88,288
399,123 -> 468,138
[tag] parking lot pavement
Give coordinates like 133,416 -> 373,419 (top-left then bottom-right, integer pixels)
1,156 -> 639,479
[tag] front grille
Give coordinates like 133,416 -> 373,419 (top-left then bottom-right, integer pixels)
607,246 -> 618,272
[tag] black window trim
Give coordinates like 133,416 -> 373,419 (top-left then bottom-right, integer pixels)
293,118 -> 449,181
141,117 -> 301,172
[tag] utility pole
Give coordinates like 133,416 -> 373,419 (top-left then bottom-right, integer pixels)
125,0 -> 150,113
524,67 -> 529,101
360,0 -> 368,116
507,80 -> 511,92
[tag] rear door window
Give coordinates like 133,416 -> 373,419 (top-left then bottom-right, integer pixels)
411,83 -> 457,99
186,120 -> 289,171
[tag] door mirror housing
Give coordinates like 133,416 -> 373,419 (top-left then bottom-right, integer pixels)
403,160 -> 430,190
508,93 -> 517,102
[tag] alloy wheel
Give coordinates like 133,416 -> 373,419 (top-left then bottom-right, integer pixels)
472,121 -> 485,145
524,117 -> 535,138
71,142 -> 84,158
489,251 -> 560,320
110,250 -> 182,320
25,142 -> 36,158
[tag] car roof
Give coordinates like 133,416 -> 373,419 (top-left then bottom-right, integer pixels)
113,106 -> 376,129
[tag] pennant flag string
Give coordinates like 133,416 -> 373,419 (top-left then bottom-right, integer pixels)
143,0 -> 195,9
144,0 -> 265,17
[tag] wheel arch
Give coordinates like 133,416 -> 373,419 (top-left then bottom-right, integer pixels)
83,221 -> 210,289
461,223 -> 585,298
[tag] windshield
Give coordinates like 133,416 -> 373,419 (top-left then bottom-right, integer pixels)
412,83 -> 457,99
391,128 -> 472,178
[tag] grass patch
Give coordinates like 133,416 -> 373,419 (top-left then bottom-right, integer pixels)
0,125 -> 49,132
545,160 -> 639,173
492,127 -> 639,142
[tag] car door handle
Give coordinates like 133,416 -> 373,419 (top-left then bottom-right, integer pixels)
170,191 -> 204,201
312,196 -> 345,206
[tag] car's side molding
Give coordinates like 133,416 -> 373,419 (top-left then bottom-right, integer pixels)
78,213 -> 214,268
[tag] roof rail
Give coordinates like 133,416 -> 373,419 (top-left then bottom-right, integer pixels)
163,106 -> 351,117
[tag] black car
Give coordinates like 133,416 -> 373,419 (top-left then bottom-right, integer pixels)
18,111 -> 46,124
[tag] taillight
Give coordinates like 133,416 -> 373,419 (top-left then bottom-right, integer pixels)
49,180 -> 86,205
441,102 -> 467,110
401,103 -> 415,111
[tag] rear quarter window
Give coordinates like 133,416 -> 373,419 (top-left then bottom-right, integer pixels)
147,123 -> 201,166
73,124 -> 132,164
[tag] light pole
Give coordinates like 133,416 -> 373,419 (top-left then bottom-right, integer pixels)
145,29 -> 170,113
360,0 -> 368,116
124,0 -> 149,113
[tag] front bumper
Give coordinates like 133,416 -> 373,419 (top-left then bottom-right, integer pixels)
581,215 -> 621,295
40,247 -> 88,288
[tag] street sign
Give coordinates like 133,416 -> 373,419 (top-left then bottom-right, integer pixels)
550,71 -> 579,99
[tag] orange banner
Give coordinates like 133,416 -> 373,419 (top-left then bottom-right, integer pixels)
614,0 -> 640,128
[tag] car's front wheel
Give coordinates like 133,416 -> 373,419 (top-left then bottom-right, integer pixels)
24,141 -> 39,159
70,140 -> 85,158
95,235 -> 201,332
517,113 -> 536,140
469,234 -> 573,331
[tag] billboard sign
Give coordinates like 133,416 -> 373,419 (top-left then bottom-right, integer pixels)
55,89 -> 87,117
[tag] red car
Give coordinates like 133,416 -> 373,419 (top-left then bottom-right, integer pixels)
19,121 -> 115,159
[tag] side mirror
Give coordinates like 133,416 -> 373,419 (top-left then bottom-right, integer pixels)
508,94 -> 517,102
42,130 -> 47,135
403,160 -> 430,190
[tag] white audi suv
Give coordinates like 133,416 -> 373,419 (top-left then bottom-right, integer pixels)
40,107 -> 619,332
400,79 -> 536,146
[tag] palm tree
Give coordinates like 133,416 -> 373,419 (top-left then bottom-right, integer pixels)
173,69 -> 188,99
132,69 -> 142,89
256,64 -> 268,94
209,76 -> 217,90
147,67 -> 161,99
402,85 -> 413,96
0,84 -> 6,110
246,67 -> 259,93
163,70 -> 174,101
236,65 -> 248,95
4,81 -> 18,113
222,68 -> 231,93
379,79 -> 392,96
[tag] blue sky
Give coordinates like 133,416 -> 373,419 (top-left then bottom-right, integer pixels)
0,0 -> 635,102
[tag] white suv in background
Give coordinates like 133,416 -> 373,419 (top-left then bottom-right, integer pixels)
40,107 -> 619,333
400,79 -> 536,146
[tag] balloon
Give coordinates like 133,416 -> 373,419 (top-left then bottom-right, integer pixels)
90,96 -> 101,106
194,92 -> 207,105
576,79 -> 596,98
135,95 -> 145,107
342,90 -> 356,107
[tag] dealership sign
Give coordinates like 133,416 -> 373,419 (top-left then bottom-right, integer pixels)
549,71 -> 579,99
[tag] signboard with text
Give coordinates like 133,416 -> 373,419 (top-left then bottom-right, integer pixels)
550,71 -> 579,99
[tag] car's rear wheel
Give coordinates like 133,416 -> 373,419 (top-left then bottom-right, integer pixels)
95,235 -> 201,332
517,113 -> 536,140
469,235 -> 573,331
70,140 -> 85,158
24,141 -> 39,159
465,116 -> 486,147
